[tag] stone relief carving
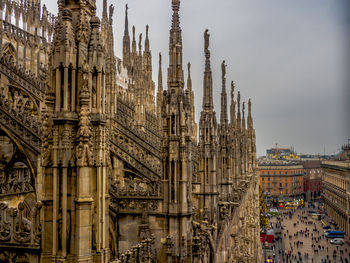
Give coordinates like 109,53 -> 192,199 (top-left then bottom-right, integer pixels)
76,107 -> 93,167
0,201 -> 41,247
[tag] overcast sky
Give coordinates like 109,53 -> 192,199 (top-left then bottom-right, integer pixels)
42,0 -> 349,156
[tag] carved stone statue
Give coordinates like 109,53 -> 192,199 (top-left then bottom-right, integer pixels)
109,4 -> 114,22
138,33 -> 142,52
204,29 -> 210,51
221,60 -> 226,79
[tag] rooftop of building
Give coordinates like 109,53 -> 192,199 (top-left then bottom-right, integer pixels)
322,160 -> 350,170
302,160 -> 322,169
258,163 -> 303,170
258,159 -> 301,166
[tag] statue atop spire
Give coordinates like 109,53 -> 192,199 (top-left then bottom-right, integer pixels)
138,33 -> 142,55
204,29 -> 211,73
242,101 -> 246,130
202,29 -> 213,110
109,3 -> 114,24
103,0 -> 107,20
231,81 -> 235,100
187,62 -> 192,91
237,91 -> 241,130
145,25 -> 150,52
124,4 -> 129,35
230,81 -> 236,126
132,25 -> 136,54
222,60 -> 226,85
248,98 -> 253,129
204,29 -> 210,51
221,60 -> 228,125
158,53 -> 163,91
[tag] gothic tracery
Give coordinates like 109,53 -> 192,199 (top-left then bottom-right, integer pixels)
0,0 -> 261,262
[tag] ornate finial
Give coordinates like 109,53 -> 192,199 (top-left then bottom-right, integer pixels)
248,99 -> 252,113
242,102 -> 245,116
146,24 -> 149,39
159,52 -> 162,67
171,0 -> 180,30
172,0 -> 180,13
204,29 -> 210,51
132,26 -> 135,40
188,62 -> 191,75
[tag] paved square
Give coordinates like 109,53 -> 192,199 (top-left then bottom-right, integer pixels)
267,207 -> 350,263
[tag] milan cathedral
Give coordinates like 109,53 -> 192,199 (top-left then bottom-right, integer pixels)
0,0 -> 262,262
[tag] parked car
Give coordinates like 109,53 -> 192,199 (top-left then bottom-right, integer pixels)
323,225 -> 331,230
330,238 -> 344,245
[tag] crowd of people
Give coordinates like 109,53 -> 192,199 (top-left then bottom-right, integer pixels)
269,207 -> 350,263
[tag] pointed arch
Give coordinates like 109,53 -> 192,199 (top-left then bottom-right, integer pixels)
2,42 -> 17,64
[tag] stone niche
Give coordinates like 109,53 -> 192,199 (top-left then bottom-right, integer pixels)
0,134 -> 35,202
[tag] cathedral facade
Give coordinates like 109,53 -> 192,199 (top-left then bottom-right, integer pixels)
0,0 -> 261,262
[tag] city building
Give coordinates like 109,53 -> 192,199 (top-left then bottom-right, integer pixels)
302,160 -> 323,201
259,162 -> 305,206
322,142 -> 350,237
0,0 -> 262,262
266,144 -> 299,161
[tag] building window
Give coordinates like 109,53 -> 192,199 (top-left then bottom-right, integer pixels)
279,171 -> 282,175
273,172 -> 276,175
280,183 -> 282,187
268,183 -> 270,187
286,183 -> 288,187
273,182 -> 276,187
268,178 -> 270,181
262,183 -> 264,188
286,189 -> 288,194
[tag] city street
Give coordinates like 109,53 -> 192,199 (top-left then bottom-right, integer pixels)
266,207 -> 350,263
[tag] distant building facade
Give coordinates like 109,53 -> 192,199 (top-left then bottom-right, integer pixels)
259,163 -> 304,203
302,160 -> 323,201
266,145 -> 298,161
322,144 -> 350,237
